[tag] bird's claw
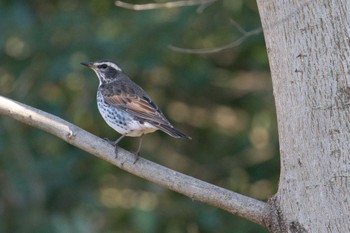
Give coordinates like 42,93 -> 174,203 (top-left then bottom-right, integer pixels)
133,152 -> 140,164
104,138 -> 115,146
114,146 -> 119,159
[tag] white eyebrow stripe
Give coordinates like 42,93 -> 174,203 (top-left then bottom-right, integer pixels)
95,61 -> 122,71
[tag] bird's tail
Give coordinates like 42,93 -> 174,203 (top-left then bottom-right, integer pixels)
157,124 -> 191,140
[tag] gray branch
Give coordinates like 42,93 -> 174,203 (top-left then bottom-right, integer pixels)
0,95 -> 270,227
115,0 -> 216,13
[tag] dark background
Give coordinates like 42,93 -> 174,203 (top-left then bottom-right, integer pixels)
0,0 -> 279,232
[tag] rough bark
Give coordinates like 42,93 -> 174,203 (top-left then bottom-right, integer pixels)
257,0 -> 350,232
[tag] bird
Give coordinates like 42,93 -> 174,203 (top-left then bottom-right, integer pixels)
81,60 -> 191,162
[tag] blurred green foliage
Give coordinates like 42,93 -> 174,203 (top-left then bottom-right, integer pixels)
0,0 -> 279,232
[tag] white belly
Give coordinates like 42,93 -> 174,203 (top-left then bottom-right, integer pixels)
97,92 -> 158,137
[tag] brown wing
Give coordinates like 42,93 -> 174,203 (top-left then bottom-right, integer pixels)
101,83 -> 171,126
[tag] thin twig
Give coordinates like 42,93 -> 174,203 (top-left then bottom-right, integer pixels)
169,26 -> 263,54
115,0 -> 216,11
230,18 -> 248,34
0,95 -> 270,227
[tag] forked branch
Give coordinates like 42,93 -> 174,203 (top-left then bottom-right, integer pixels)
0,95 -> 270,227
115,1 -> 262,54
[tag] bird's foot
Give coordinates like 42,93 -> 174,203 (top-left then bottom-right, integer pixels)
104,138 -> 119,158
132,136 -> 143,164
133,152 -> 140,164
104,138 -> 115,146
114,146 -> 119,159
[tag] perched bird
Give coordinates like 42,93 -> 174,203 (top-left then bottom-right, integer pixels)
81,60 -> 191,161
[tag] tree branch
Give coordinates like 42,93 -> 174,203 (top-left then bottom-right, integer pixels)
115,0 -> 216,13
169,24 -> 262,54
0,95 -> 270,227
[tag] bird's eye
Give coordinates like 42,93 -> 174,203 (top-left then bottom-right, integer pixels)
98,64 -> 108,69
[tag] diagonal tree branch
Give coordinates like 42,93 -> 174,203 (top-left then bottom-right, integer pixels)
0,95 -> 270,227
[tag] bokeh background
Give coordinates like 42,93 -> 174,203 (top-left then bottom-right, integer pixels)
0,0 -> 279,232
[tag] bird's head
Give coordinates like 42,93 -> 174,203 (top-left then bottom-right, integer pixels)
81,60 -> 122,84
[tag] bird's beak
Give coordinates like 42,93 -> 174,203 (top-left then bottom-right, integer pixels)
80,61 -> 95,68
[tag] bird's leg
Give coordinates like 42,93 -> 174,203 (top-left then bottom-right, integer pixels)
133,135 -> 143,164
114,134 -> 126,145
112,134 -> 126,158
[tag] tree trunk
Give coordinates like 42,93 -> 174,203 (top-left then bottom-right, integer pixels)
257,1 -> 350,232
